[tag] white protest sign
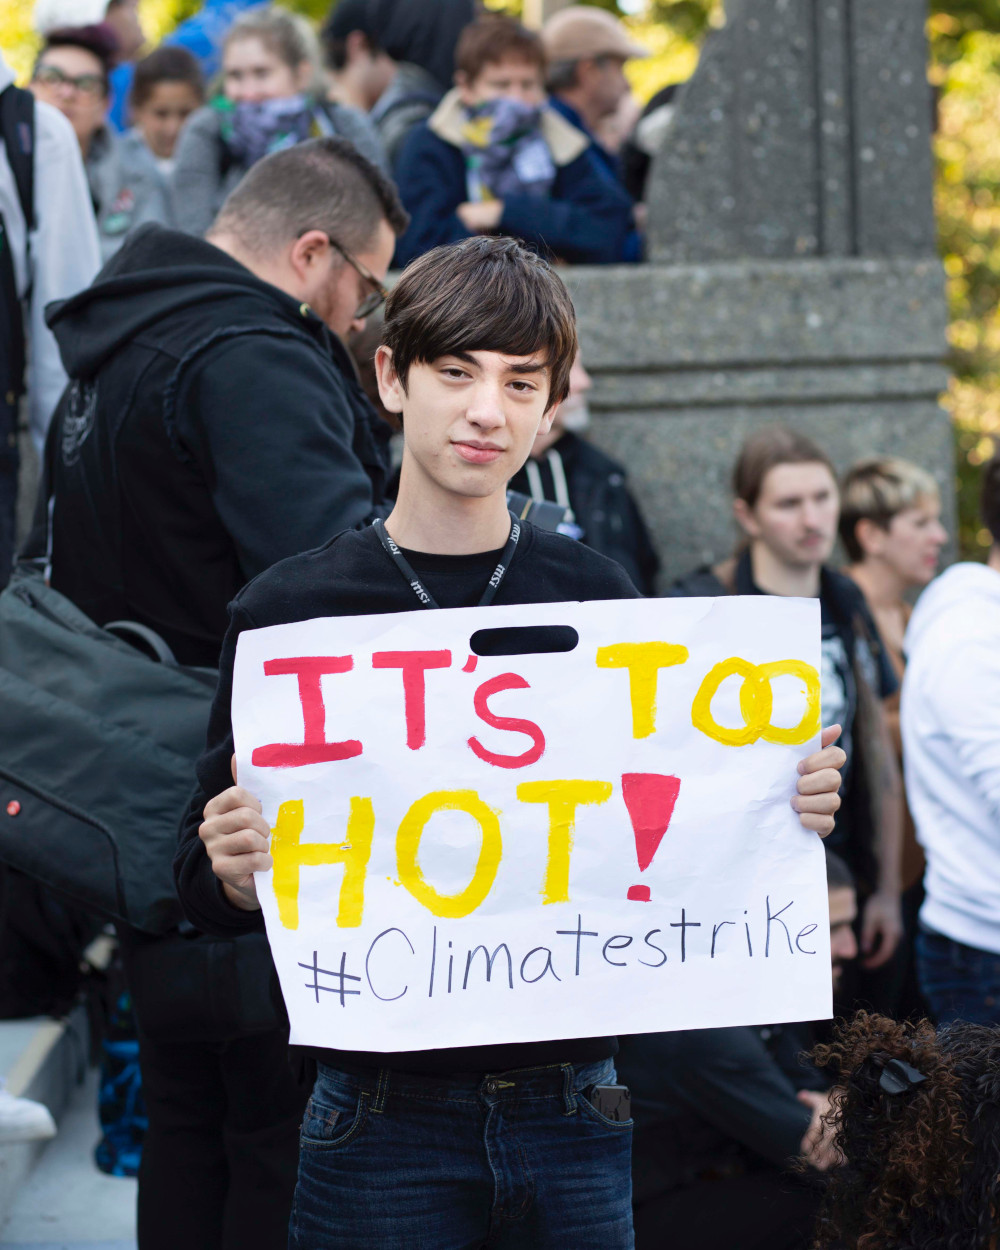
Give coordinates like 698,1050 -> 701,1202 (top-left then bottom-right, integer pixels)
232,596 -> 831,1052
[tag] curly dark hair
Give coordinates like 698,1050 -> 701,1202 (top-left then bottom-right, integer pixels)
810,1012 -> 1000,1249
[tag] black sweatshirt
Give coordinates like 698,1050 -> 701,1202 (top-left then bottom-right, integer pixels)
174,520 -> 641,1074
32,224 -> 389,668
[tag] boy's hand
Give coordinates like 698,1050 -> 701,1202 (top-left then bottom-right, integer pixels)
792,725 -> 845,838
457,200 -> 504,232
199,755 -> 270,911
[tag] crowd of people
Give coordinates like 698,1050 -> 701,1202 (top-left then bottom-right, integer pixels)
1,2 -> 999,1249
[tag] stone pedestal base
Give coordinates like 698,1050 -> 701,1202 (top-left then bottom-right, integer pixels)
566,258 -> 951,588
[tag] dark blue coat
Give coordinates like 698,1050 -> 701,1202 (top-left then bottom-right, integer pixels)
393,120 -> 636,267
549,96 -> 643,262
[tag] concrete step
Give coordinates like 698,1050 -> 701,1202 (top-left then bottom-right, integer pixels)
0,1067 -> 136,1248
0,1008 -> 90,1231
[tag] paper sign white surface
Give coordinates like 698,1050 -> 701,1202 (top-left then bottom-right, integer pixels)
232,596 -> 831,1052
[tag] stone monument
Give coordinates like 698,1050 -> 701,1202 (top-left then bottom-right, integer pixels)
567,0 -> 950,586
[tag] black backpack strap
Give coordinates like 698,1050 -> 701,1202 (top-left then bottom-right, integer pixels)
1,84 -> 35,234
0,85 -> 35,417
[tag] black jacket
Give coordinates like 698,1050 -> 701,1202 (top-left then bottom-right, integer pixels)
508,431 -> 660,596
174,520 -> 641,1074
617,1022 -> 825,1202
32,223 -> 390,667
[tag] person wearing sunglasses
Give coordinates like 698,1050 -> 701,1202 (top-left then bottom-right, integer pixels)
30,25 -> 170,260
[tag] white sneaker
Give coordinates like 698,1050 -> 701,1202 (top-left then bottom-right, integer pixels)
0,1084 -> 57,1144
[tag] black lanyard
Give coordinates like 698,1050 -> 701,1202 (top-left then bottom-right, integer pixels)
372,512 -> 521,610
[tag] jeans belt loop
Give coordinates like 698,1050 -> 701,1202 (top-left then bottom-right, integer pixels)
372,1067 -> 390,1114
561,1063 -> 577,1116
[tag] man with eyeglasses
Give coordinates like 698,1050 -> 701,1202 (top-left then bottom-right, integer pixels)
26,137 -> 408,1250
30,26 -> 170,261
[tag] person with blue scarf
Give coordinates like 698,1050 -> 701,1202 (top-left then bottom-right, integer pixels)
393,14 -> 635,268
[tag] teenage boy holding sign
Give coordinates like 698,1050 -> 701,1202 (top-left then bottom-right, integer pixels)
175,236 -> 845,1250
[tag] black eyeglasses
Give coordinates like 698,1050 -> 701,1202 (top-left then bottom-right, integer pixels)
33,64 -> 106,98
327,236 -> 388,320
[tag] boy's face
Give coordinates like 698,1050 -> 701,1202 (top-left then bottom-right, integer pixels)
458,56 -> 546,109
377,348 -> 556,501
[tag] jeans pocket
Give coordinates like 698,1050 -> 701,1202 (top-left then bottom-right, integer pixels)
577,1092 -> 634,1133
300,1085 -> 370,1151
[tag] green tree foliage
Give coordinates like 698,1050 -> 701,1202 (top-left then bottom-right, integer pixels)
646,0 -> 716,39
928,2 -> 1000,553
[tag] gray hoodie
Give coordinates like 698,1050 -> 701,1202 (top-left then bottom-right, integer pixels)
86,126 -> 172,262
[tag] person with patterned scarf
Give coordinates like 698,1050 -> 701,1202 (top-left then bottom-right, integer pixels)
173,5 -> 386,238
393,14 -> 636,268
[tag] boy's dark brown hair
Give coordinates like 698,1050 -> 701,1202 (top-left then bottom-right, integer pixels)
455,15 -> 546,84
381,236 -> 577,413
733,425 -> 836,509
982,452 -> 1000,548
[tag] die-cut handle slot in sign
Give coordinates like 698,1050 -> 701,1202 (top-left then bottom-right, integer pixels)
470,626 -> 579,657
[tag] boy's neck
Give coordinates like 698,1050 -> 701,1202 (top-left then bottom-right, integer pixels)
749,542 -> 822,599
386,473 -> 512,555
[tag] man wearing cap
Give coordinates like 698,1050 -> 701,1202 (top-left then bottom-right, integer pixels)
542,6 -> 646,261
542,6 -> 646,183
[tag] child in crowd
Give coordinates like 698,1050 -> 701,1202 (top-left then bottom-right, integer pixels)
177,236 -> 845,1248
171,5 -> 386,238
811,1011 -> 1000,1249
30,24 -> 170,260
392,15 -> 636,267
128,46 -> 204,179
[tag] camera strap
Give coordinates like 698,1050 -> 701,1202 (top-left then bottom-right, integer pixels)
372,512 -> 522,610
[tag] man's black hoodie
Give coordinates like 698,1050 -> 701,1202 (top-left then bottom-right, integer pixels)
32,223 -> 390,667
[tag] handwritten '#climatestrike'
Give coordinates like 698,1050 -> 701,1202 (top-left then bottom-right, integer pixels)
231,596 -> 833,1053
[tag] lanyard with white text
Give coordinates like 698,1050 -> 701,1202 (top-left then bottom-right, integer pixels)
372,512 -> 522,610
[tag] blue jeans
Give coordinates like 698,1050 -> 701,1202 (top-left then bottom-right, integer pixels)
289,1058 -> 634,1250
916,925 -> 1000,1025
